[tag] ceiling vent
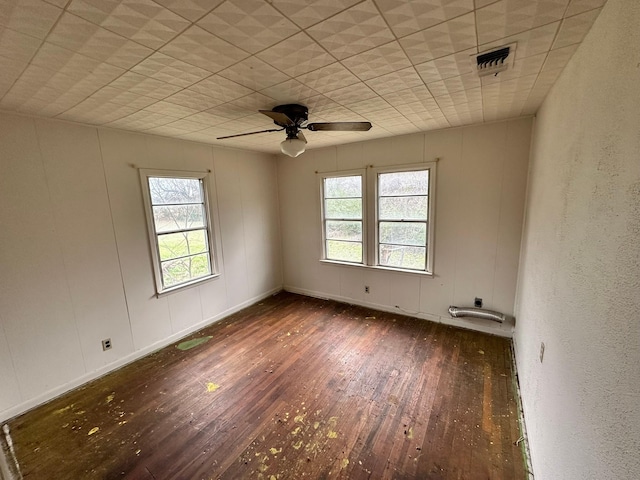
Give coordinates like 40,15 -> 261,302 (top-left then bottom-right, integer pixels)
473,44 -> 516,77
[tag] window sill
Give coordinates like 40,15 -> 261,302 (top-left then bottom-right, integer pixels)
319,259 -> 433,277
156,273 -> 221,298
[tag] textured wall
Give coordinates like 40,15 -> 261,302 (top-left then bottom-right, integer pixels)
278,118 -> 532,337
514,0 -> 640,478
0,113 -> 282,421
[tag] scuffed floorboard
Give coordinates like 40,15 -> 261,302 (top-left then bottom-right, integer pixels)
9,292 -> 526,479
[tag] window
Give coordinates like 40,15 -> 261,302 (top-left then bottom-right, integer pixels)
377,168 -> 430,271
321,173 -> 364,264
320,163 -> 436,274
140,170 -> 217,294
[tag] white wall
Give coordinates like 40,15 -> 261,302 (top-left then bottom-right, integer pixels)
0,113 -> 282,421
278,118 -> 532,337
514,0 -> 640,478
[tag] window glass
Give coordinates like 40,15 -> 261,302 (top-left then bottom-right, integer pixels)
142,172 -> 216,293
322,175 -> 363,264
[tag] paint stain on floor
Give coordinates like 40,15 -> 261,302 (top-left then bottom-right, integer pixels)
176,336 -> 213,351
206,383 -> 220,392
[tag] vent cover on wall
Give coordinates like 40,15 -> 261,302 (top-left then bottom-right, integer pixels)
473,44 -> 516,77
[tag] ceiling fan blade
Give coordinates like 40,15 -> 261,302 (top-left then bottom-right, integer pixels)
306,122 -> 372,132
216,128 -> 284,140
297,131 -> 307,144
259,109 -> 295,126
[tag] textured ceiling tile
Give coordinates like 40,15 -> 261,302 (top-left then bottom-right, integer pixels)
160,25 -> 249,73
43,0 -> 69,6
154,0 -> 224,22
414,47 -> 476,84
347,97 -> 393,116
552,8 -> 601,50
476,0 -> 570,45
164,89 -> 224,110
47,13 -> 154,70
0,24 -> 42,62
365,67 -> 424,96
303,94 -> 341,113
1,57 -> 123,116
475,0 -> 499,7
399,12 -> 476,64
544,43 -> 578,70
144,100 -> 200,117
108,71 -> 183,99
88,85 -> 158,109
323,82 -> 378,105
427,71 -> 480,97
183,110 -> 231,126
341,41 -> 412,81
107,110 -> 179,129
376,0 -> 474,37
0,54 -> 30,98
260,79 -> 319,103
59,99 -> 138,124
271,0 -> 360,29
189,74 -> 252,103
479,21 -> 559,60
482,73 -> 538,102
257,32 -> 334,77
295,62 -> 360,93
565,0 -> 606,17
68,0 -> 191,50
131,52 -> 212,87
205,98 -> 264,120
218,56 -> 289,91
383,85 -> 435,108
197,0 -> 299,54
228,92 -> 276,111
0,0 -> 62,39
307,0 -> 395,60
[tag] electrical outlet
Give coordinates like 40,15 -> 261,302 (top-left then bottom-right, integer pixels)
539,342 -> 545,363
102,338 -> 112,351
474,297 -> 483,308
365,285 -> 370,294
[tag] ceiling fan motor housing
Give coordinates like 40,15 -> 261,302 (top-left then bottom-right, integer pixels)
272,104 -> 308,127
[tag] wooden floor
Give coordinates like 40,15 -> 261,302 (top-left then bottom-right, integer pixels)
8,292 -> 527,479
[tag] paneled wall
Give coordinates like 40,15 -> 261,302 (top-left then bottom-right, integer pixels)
278,118 -> 532,337
0,113 -> 282,421
514,0 -> 640,478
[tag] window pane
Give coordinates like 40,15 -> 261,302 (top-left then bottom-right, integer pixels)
379,196 -> 428,220
149,177 -> 202,205
158,229 -> 208,261
326,220 -> 362,241
161,253 -> 211,287
379,222 -> 426,246
153,204 -> 205,233
325,198 -> 362,219
326,240 -> 362,263
324,176 -> 361,198
379,170 -> 428,196
379,245 -> 426,270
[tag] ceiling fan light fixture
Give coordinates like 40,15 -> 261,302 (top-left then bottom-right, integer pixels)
280,137 -> 306,157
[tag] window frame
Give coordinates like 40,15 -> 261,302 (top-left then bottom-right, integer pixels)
370,163 -> 437,275
139,168 -> 219,296
320,162 -> 437,276
319,169 -> 367,266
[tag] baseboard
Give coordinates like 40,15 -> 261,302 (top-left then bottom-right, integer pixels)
510,337 -> 535,480
284,285 -> 514,338
0,287 -> 283,423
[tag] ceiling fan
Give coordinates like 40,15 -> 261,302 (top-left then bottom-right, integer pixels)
216,104 -> 372,157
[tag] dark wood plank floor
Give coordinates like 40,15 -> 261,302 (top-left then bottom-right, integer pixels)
8,292 -> 527,479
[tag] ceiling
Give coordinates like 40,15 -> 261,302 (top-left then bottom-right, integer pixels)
0,0 -> 606,154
